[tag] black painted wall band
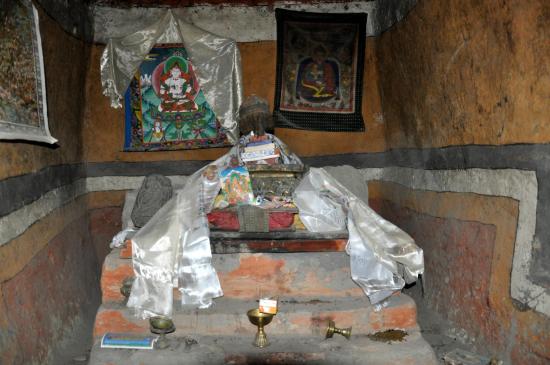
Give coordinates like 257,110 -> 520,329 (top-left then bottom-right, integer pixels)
0,164 -> 85,217
86,160 -> 210,177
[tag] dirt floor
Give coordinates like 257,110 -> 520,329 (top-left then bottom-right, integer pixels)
51,310 -> 95,365
403,282 -> 496,365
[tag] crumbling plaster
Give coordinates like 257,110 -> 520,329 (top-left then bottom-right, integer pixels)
0,4 -> 95,361
35,0 -> 93,40
368,183 -> 550,364
91,0 -> 417,43
361,167 -> 545,316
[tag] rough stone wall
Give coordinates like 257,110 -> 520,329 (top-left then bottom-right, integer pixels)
1,212 -> 100,365
374,0 -> 550,363
0,4 -> 88,179
369,182 -> 550,364
377,0 -> 549,148
0,4 -> 100,364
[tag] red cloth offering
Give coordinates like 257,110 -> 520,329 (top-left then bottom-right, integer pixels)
207,211 -> 240,231
268,212 -> 295,230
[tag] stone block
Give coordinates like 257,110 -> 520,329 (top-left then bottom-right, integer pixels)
100,253 -> 134,303
2,216 -> 100,365
93,307 -> 147,337
215,252 -> 364,300
101,249 -> 365,304
93,294 -> 418,339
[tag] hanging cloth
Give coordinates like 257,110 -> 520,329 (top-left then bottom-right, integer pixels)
100,10 -> 242,144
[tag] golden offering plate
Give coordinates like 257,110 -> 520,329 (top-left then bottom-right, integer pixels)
247,309 -> 274,348
326,320 -> 352,340
149,316 -> 175,349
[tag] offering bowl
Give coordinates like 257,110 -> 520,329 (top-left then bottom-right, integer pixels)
247,309 -> 274,348
149,316 -> 175,349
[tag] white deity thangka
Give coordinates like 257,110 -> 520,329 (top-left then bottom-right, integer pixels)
158,58 -> 199,113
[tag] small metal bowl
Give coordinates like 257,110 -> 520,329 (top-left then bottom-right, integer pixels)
149,316 -> 175,350
149,316 -> 175,333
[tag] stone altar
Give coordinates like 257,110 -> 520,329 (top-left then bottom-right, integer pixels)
90,164 -> 436,364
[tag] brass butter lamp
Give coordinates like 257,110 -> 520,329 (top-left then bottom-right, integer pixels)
149,316 -> 175,349
326,320 -> 352,340
247,309 -> 274,348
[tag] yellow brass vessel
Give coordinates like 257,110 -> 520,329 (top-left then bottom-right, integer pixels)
149,316 -> 175,349
326,320 -> 352,340
247,309 -> 274,348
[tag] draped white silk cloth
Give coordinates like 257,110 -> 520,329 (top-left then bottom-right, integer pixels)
100,10 -> 242,144
127,135 -> 302,318
294,168 -> 424,304
127,136 -> 423,318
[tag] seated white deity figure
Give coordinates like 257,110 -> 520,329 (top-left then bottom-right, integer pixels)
158,58 -> 198,113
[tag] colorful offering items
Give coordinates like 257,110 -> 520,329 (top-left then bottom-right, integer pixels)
218,166 -> 254,206
241,142 -> 279,162
100,333 -> 156,350
241,133 -> 281,165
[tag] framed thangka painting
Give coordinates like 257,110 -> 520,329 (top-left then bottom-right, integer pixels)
0,0 -> 56,143
273,9 -> 367,132
124,44 -> 229,151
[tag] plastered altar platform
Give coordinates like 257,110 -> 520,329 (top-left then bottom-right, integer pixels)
91,243 -> 436,364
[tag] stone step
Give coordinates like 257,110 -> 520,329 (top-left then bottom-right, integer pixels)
93,294 -> 418,339
89,331 -> 438,365
101,248 -> 365,304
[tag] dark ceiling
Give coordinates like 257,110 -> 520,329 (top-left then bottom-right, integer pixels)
91,0 -> 353,7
